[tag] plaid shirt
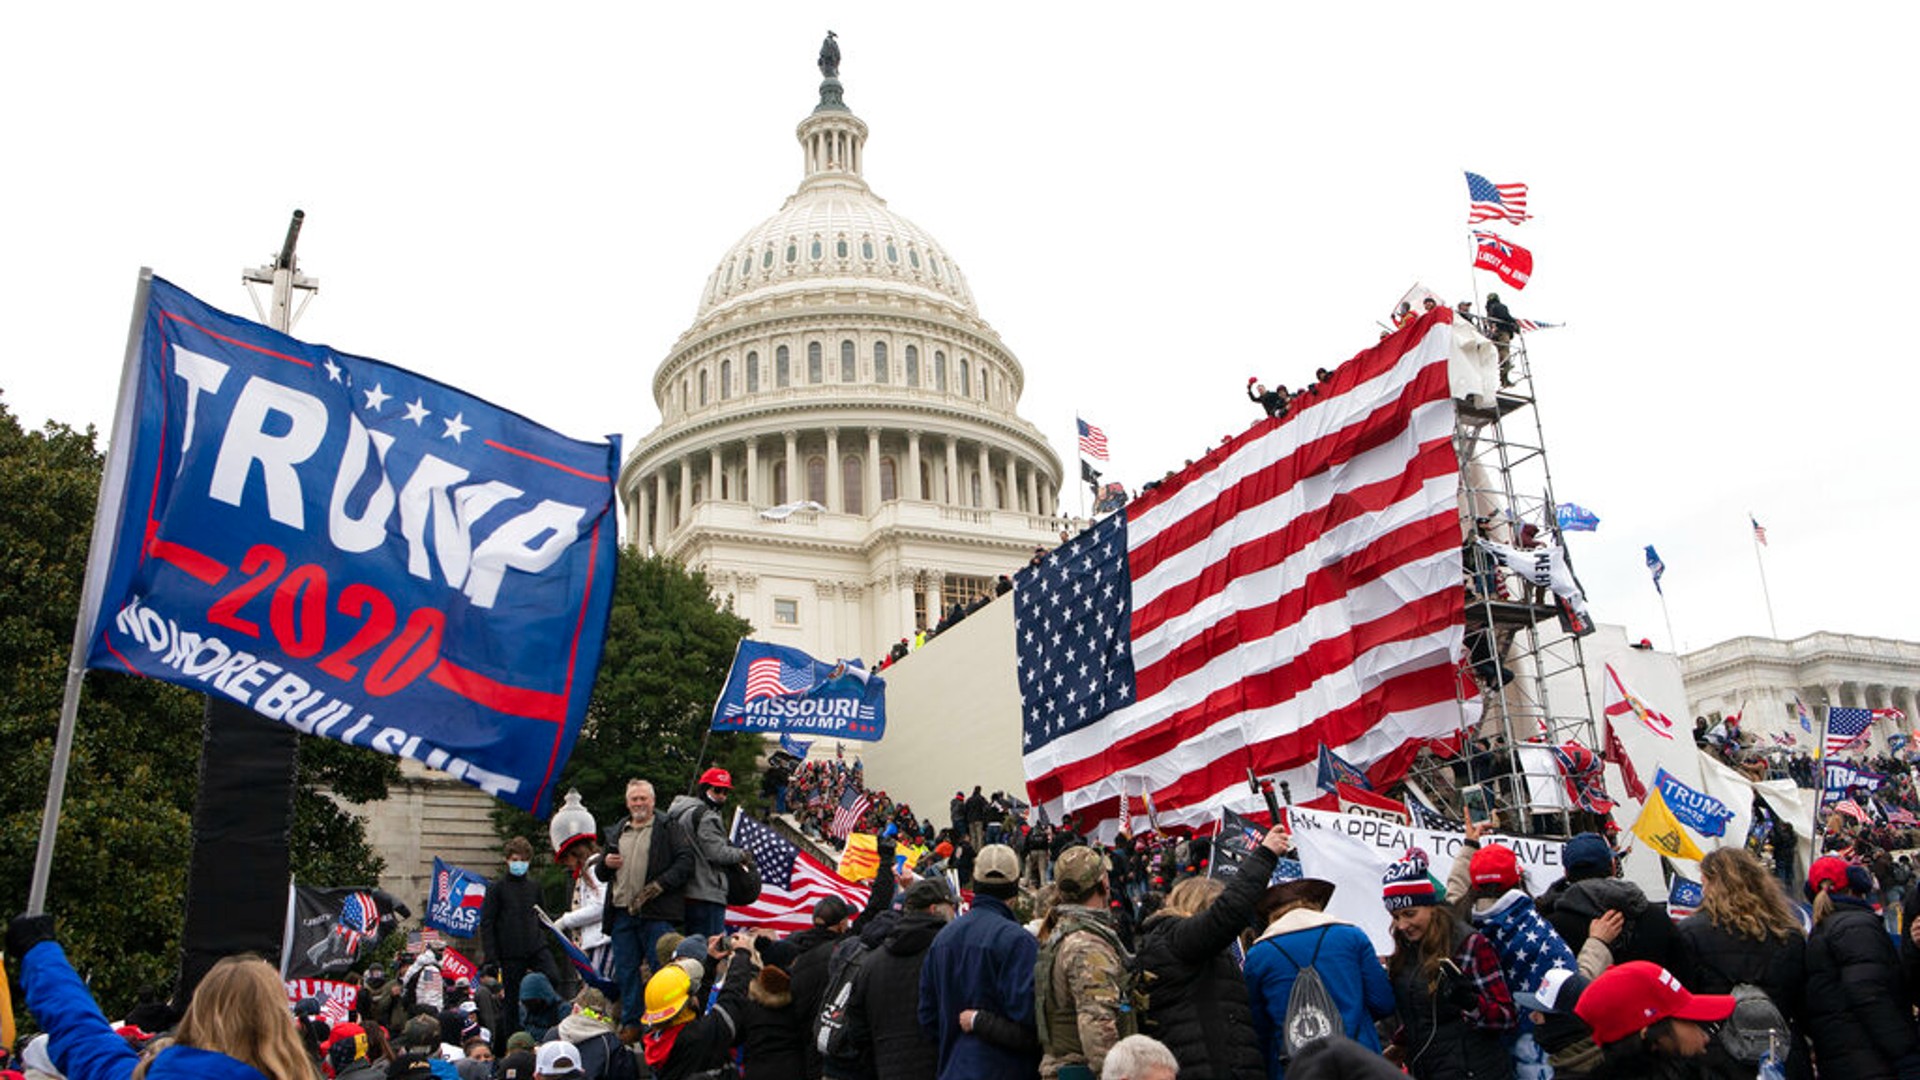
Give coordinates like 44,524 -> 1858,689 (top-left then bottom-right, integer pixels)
1458,930 -> 1518,1031
1392,929 -> 1518,1044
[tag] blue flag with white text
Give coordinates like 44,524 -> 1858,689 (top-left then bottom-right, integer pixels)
1555,503 -> 1600,532
1645,545 -> 1666,595
424,857 -> 490,939
1652,767 -> 1733,838
81,277 -> 619,815
1315,744 -> 1371,793
711,640 -> 887,740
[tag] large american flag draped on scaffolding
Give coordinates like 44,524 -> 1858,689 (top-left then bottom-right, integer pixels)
1018,309 -> 1466,835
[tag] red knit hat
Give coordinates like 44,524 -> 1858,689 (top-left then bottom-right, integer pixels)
1469,843 -> 1521,888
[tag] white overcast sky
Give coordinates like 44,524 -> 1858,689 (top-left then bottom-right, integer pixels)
4,5 -> 1913,656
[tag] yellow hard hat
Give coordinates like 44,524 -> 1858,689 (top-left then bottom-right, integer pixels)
642,964 -> 692,1026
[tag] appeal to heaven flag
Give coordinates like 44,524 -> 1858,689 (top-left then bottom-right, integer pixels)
1472,231 -> 1534,289
710,641 -> 886,741
83,277 -> 619,815
1632,788 -> 1706,862
1018,307 -> 1464,834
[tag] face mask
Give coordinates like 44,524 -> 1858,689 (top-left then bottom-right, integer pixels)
509,860 -> 530,877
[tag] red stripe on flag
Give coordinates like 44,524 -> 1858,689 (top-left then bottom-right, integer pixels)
430,660 -> 566,722
146,534 -> 228,585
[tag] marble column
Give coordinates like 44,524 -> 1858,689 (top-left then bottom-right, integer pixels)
1004,455 -> 1018,513
784,430 -> 799,504
826,428 -> 842,511
925,573 -> 945,627
678,457 -> 691,519
745,437 -> 760,507
977,444 -> 992,508
1024,463 -> 1038,515
867,427 -> 882,507
653,470 -> 668,549
907,432 -> 923,500
944,437 -> 959,505
635,486 -> 651,553
708,447 -> 722,504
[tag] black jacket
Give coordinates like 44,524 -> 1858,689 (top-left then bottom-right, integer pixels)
844,910 -> 946,1080
647,946 -> 758,1080
594,814 -> 696,929
1803,898 -> 1917,1080
740,964 -> 808,1080
1672,914 -> 1812,1080
481,873 -> 548,963
1133,845 -> 1272,1080
1389,925 -> 1513,1080
1539,875 -> 1681,971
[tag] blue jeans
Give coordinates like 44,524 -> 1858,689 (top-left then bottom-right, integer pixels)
608,909 -> 673,1027
684,898 -> 726,939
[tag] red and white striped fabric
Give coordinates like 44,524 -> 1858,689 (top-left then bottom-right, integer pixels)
829,788 -> 871,839
727,813 -> 869,935
1018,310 -> 1466,836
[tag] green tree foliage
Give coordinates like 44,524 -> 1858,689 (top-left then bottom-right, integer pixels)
0,392 -> 393,1013
495,548 -> 766,846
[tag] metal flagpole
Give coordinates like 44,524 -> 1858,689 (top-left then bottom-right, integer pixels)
1657,590 -> 1678,655
1812,705 -> 1830,854
27,268 -> 154,915
1751,515 -> 1780,638
1074,418 -> 1087,523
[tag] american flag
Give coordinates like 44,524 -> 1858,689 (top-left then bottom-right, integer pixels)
1831,799 -> 1872,825
1771,731 -> 1797,747
745,656 -> 813,701
1465,172 -> 1531,224
1890,808 -> 1918,827
1825,707 -> 1874,756
1797,698 -> 1814,734
728,813 -> 868,934
1019,310 -> 1464,834
1077,418 -> 1110,461
1751,516 -> 1768,546
1515,319 -> 1561,333
1873,707 -> 1907,723
829,787 -> 870,839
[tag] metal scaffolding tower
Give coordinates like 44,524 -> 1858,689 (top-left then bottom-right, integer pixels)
1406,328 -> 1603,838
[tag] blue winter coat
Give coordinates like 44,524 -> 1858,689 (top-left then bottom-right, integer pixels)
21,941 -> 268,1080
917,893 -> 1042,1080
1243,912 -> 1395,1080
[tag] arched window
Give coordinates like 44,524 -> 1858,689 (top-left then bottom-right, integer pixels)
785,241 -> 798,264
808,342 -> 823,384
980,367 -> 989,400
698,369 -> 708,406
680,379 -> 689,413
746,351 -> 759,392
719,359 -> 732,400
763,248 -> 774,269
861,237 -> 874,261
836,237 -> 849,259
960,359 -> 971,397
843,455 -> 864,516
934,351 -> 948,391
880,457 -> 898,502
904,344 -> 919,386
969,471 -> 982,507
840,340 -> 856,382
809,237 -> 823,261
692,479 -> 705,504
806,455 -> 827,504
920,461 -> 934,502
873,341 -> 888,383
995,479 -> 1006,509
773,461 -> 788,503
776,345 -> 790,387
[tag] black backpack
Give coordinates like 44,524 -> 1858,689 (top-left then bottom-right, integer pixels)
1259,928 -> 1341,1063
813,938 -> 873,1063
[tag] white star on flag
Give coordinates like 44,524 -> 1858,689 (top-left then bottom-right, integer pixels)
323,358 -> 343,382
403,398 -> 431,426
362,384 -> 391,411
442,413 -> 471,442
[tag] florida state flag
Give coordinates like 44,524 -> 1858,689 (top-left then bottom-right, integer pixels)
1472,231 -> 1533,289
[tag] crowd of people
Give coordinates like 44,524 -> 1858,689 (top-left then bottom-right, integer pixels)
22,756 -> 1920,1080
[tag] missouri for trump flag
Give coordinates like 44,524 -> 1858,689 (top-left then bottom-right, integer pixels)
1018,309 -> 1465,834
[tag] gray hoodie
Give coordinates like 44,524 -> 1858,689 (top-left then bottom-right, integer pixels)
666,793 -> 748,904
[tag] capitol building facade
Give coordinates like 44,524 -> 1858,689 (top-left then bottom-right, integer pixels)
618,60 -> 1066,664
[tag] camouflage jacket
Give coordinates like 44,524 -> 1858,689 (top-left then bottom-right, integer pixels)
1036,905 -> 1135,1079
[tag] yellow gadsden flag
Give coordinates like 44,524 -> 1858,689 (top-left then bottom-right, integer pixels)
838,833 -> 881,882
1632,788 -> 1705,862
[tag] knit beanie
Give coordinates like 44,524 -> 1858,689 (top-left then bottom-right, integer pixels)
1382,848 -> 1439,911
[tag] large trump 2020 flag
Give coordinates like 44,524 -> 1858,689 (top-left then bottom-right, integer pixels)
83,276 -> 618,815
1019,308 -> 1466,835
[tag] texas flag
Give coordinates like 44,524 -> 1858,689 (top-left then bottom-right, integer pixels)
459,882 -> 486,909
1472,231 -> 1533,290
